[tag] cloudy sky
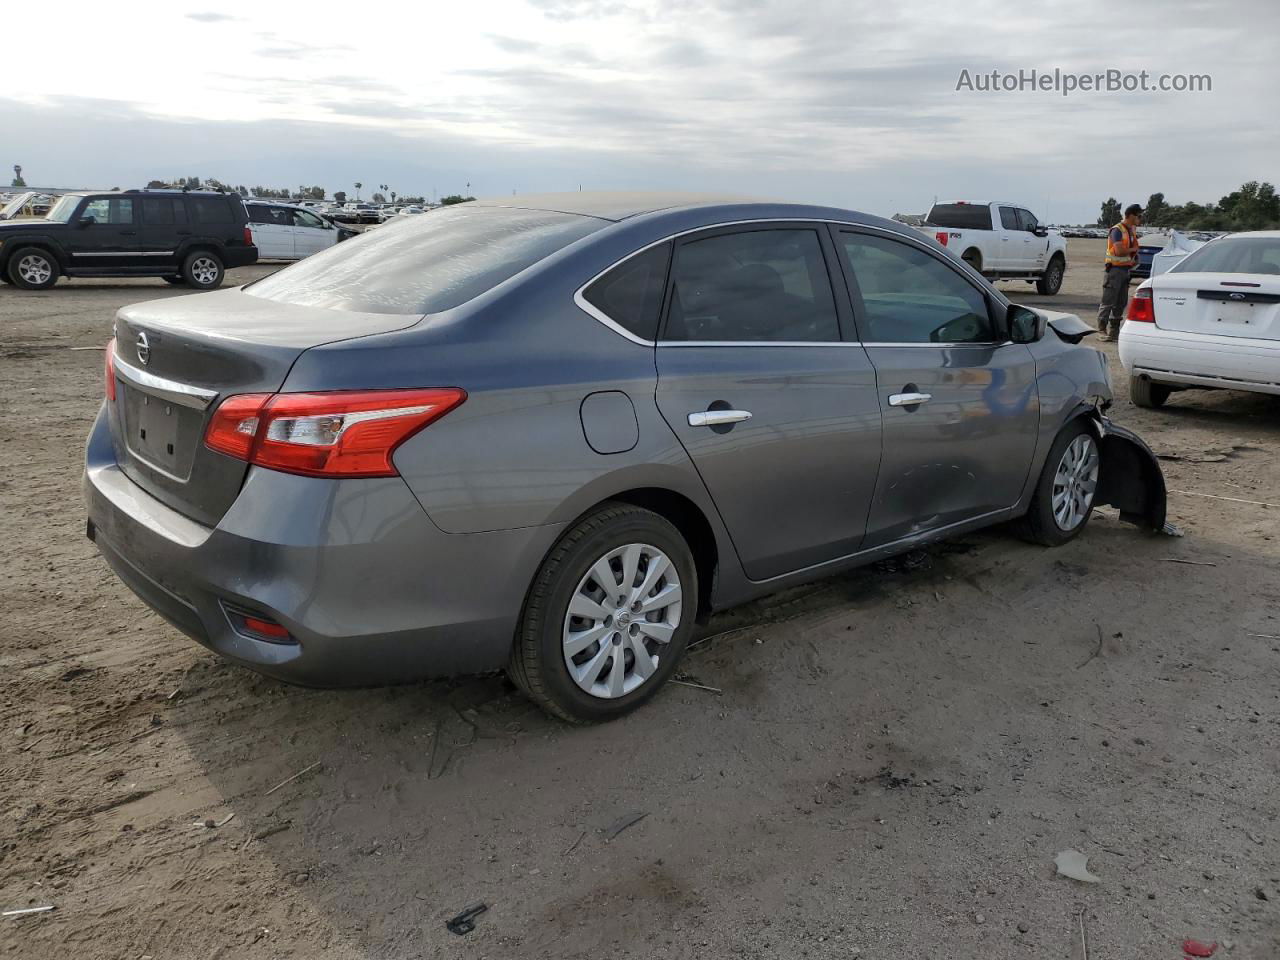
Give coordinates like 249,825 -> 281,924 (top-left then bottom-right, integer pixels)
4,0 -> 1276,222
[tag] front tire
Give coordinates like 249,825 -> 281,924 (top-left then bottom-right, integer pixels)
7,247 -> 60,290
509,503 -> 697,724
181,251 -> 224,289
1036,255 -> 1065,295
1129,376 -> 1171,408
1022,420 -> 1100,546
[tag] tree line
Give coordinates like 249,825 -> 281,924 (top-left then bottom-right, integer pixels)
1098,181 -> 1279,231
142,177 -> 451,206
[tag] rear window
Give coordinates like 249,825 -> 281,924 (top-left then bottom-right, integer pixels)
245,205 -> 606,315
928,204 -> 993,231
191,197 -> 235,224
1171,236 -> 1280,275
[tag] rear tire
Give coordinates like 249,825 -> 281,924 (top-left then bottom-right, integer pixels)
1036,255 -> 1065,295
1021,419 -> 1100,547
1130,376 -> 1171,408
7,247 -> 60,290
181,251 -> 224,290
961,249 -> 983,273
509,503 -> 697,724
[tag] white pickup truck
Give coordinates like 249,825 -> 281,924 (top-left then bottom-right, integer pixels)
923,201 -> 1068,295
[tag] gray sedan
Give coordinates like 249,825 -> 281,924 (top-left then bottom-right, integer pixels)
85,193 -> 1167,723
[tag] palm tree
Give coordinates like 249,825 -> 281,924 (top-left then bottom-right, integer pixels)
354,182 -> 363,200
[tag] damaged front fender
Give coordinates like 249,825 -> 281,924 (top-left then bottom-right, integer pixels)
1086,415 -> 1169,533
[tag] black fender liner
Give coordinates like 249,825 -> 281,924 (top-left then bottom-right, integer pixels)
1088,415 -> 1168,532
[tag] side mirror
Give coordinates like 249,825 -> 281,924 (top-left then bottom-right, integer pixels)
78,216 -> 96,228
1032,225 -> 1048,238
1008,304 -> 1047,343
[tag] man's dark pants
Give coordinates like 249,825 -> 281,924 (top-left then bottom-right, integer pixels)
1097,265 -> 1131,336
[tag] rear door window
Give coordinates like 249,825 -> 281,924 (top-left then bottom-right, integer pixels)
581,243 -> 671,341
663,228 -> 841,342
840,231 -> 997,344
245,204 -> 606,314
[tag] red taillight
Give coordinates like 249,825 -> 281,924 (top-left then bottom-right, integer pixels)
205,393 -> 270,460
105,339 -> 117,401
1127,286 -> 1155,323
244,225 -> 253,246
935,231 -> 949,247
204,388 -> 466,478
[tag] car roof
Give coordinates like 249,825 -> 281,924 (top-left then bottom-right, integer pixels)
468,191 -> 898,228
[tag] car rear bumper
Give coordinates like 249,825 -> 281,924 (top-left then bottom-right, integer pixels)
83,405 -> 562,686
1119,323 -> 1280,395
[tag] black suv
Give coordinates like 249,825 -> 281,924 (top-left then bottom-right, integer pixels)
0,190 -> 258,291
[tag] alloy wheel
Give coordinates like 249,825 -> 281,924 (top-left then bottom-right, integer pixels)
1051,433 -> 1099,531
562,542 -> 682,699
17,254 -> 52,285
191,257 -> 219,285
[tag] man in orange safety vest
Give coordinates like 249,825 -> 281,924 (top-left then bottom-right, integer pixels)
1096,203 -> 1143,340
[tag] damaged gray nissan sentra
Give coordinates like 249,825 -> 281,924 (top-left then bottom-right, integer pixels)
84,192 -> 1168,723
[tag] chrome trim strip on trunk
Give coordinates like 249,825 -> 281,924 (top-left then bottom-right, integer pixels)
113,354 -> 218,410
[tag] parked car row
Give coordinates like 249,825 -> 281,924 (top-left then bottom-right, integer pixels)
84,191 -> 1169,723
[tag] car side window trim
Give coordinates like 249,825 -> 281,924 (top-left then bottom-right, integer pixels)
573,218 -> 1013,347
832,224 -> 1010,346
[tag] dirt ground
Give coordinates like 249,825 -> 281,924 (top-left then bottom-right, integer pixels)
1,239 -> 1277,959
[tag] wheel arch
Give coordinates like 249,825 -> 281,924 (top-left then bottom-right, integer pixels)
544,487 -> 720,622
2,239 -> 64,272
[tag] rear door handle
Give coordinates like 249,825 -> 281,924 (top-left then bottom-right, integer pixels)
120,230 -> 137,236
688,409 -> 752,427
888,392 -> 932,407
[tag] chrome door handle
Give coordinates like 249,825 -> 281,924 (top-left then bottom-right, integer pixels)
688,409 -> 752,427
888,392 -> 932,407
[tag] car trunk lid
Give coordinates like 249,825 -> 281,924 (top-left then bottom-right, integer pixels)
108,288 -> 423,526
1153,273 -> 1280,341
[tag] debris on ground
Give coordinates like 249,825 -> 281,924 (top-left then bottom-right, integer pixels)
263,761 -> 321,796
445,902 -> 488,935
1054,849 -> 1101,883
3,905 -> 55,917
1077,624 -> 1105,669
670,675 -> 722,695
1182,939 -> 1218,957
1161,558 -> 1217,567
602,811 -> 649,842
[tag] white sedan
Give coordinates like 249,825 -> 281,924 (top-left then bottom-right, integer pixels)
1120,231 -> 1280,407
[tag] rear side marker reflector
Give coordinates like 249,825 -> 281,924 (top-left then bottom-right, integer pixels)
204,388 -> 466,478
223,604 -> 295,643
